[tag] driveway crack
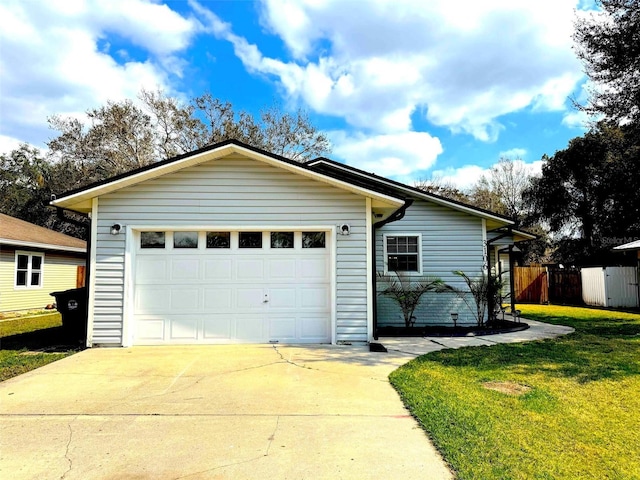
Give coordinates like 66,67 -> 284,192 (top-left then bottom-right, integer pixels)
60,417 -> 76,479
272,345 -> 312,370
265,415 -> 280,457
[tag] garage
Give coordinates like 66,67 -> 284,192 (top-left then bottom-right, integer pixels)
132,229 -> 332,344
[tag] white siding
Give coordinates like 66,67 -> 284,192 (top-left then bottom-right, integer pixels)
93,155 -> 368,345
376,198 -> 485,327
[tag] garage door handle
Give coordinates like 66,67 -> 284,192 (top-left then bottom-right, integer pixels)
263,294 -> 269,303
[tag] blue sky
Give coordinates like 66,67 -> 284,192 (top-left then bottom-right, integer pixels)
0,0 -> 595,188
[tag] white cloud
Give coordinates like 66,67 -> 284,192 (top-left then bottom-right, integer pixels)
498,148 -> 527,159
330,131 -> 443,178
431,158 -> 544,190
0,0 -> 197,148
197,0 -> 585,140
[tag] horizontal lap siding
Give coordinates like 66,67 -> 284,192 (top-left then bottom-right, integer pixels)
376,199 -> 485,327
0,247 -> 85,312
94,155 -> 368,345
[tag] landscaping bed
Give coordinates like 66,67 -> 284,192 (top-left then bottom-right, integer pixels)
377,319 -> 529,337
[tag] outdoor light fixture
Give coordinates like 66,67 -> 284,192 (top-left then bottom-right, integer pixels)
110,223 -> 122,235
450,312 -> 459,328
338,224 -> 351,235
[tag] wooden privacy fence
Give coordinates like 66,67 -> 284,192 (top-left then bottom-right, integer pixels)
77,266 -> 86,288
514,266 -> 548,304
513,266 -> 584,305
549,268 -> 582,305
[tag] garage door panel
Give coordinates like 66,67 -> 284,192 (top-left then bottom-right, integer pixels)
204,259 -> 232,280
269,288 -> 297,308
169,316 -> 199,340
135,286 -> 171,314
203,315 -> 231,339
268,258 -> 296,279
235,315 -> 265,340
204,288 -> 232,310
299,258 -> 329,279
236,288 -> 264,308
133,229 -> 331,344
170,258 -> 200,280
136,257 -> 168,283
300,317 -> 330,340
300,287 -> 330,308
269,316 -> 297,340
170,288 -> 200,311
237,259 -> 264,279
136,317 -> 165,341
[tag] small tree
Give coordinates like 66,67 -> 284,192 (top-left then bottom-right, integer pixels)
446,271 -> 503,327
377,272 -> 444,328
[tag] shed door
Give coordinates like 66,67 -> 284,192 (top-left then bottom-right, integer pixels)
132,230 -> 331,344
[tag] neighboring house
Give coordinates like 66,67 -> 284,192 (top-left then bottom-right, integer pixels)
51,140 -> 532,347
0,213 -> 87,312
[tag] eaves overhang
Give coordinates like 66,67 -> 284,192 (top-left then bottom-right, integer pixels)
50,141 -> 406,214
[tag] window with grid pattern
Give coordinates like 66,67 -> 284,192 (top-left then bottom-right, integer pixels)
385,235 -> 420,273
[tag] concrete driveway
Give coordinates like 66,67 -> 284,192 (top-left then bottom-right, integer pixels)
0,344 -> 452,480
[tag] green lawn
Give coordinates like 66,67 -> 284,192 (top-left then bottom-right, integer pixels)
0,312 -> 79,382
390,305 -> 640,480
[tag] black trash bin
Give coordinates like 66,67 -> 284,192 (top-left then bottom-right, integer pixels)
50,287 -> 87,343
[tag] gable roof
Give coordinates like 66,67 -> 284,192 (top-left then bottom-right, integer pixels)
306,157 -> 515,228
0,213 -> 86,253
51,139 -> 405,214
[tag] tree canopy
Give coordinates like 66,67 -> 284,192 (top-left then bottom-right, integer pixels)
574,0 -> 640,124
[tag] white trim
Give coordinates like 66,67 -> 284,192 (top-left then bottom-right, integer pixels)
51,143 -> 405,213
13,250 -> 44,290
382,233 -> 423,275
308,159 -> 513,225
366,198 -> 373,342
1,239 -> 85,253
122,225 -> 134,347
86,198 -> 98,348
329,225 -> 337,345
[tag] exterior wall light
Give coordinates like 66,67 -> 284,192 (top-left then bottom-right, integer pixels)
338,224 -> 351,235
110,224 -> 122,235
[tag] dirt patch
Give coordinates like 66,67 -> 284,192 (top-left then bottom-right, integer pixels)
482,381 -> 531,396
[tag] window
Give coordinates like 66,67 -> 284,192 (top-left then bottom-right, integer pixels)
271,232 -> 294,248
174,231 -> 198,249
206,232 -> 230,248
384,234 -> 421,273
15,252 -> 43,288
239,232 -> 263,248
302,232 -> 325,248
141,232 -> 165,249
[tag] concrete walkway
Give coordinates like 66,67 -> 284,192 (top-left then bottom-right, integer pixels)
0,318 -> 572,480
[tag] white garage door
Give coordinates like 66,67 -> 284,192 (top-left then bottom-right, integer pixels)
132,230 -> 331,344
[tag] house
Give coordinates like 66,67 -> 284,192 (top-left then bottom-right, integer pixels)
0,213 -> 86,312
613,239 -> 640,262
50,140 -> 532,347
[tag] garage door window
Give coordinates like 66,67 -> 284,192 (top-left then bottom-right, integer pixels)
141,232 -> 165,249
271,232 -> 294,248
174,231 -> 198,249
302,232 -> 325,248
206,232 -> 230,248
239,232 -> 263,248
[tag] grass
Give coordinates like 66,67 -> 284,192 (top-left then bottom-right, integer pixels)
0,312 -> 80,382
390,304 -> 640,480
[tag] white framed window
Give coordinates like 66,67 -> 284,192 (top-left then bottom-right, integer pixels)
15,251 -> 44,289
383,234 -> 422,274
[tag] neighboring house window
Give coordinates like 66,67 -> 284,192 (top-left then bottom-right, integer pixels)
15,251 -> 44,288
384,234 -> 422,274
